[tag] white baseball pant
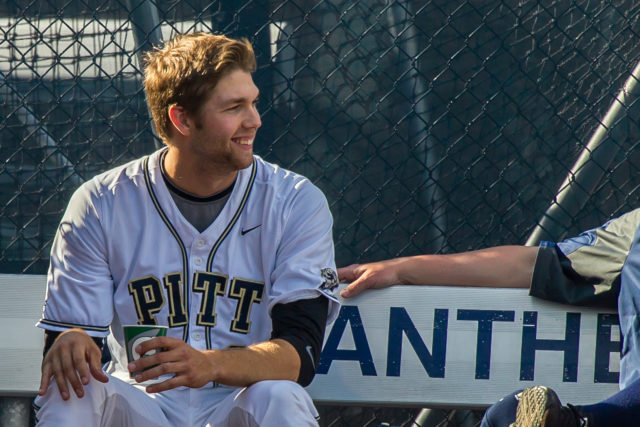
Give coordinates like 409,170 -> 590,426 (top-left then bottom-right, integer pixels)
34,374 -> 319,426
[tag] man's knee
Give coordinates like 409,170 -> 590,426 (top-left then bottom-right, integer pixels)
243,380 -> 309,405
234,380 -> 318,425
34,377 -> 112,425
37,376 -> 110,404
481,389 -> 522,427
34,376 -> 168,427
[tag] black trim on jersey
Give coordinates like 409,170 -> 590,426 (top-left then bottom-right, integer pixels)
163,172 -> 235,202
160,150 -> 236,202
204,159 -> 257,349
32,401 -> 41,424
143,155 -> 190,342
271,296 -> 329,387
206,159 -> 257,269
38,319 -> 109,333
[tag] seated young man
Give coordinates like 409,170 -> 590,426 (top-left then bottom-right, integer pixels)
35,32 -> 340,427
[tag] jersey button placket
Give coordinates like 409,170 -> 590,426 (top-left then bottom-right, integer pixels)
191,239 -> 207,350
192,239 -> 206,270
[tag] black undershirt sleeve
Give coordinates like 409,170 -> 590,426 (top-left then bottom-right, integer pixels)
270,296 -> 329,387
43,330 -> 104,357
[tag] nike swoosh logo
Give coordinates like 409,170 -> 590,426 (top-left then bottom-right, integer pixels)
241,224 -> 261,235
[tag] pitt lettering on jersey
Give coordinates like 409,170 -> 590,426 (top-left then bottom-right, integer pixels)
229,278 -> 265,333
193,272 -> 228,326
164,273 -> 188,326
128,276 -> 166,325
128,272 -> 263,334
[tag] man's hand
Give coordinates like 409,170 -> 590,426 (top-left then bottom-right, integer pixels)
338,258 -> 406,298
128,337 -> 215,393
39,328 -> 108,400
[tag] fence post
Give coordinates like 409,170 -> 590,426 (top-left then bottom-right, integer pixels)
525,60 -> 640,246
387,1 -> 446,253
126,0 -> 163,149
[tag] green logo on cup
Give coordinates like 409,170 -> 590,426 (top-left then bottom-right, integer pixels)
123,325 -> 168,378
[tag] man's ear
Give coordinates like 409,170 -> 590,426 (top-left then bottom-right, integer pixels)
168,104 -> 192,136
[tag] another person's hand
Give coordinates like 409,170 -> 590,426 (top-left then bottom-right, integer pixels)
338,258 -> 406,298
128,336 -> 215,393
39,328 -> 108,400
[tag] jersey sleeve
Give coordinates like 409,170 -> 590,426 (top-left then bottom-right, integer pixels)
269,180 -> 340,323
529,209 -> 640,309
36,181 -> 114,337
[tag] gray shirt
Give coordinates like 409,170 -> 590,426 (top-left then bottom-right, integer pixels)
160,158 -> 233,233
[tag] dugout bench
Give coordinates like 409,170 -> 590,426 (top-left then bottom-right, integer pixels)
0,274 -> 621,420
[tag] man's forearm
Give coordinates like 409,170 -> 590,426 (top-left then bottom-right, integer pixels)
398,245 -> 538,288
206,338 -> 301,387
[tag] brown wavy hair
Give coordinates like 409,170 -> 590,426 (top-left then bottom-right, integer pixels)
143,33 -> 256,142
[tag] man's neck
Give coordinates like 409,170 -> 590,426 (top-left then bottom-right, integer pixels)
162,147 -> 238,197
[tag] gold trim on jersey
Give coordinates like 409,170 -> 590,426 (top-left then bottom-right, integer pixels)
204,158 -> 257,349
143,155 -> 190,341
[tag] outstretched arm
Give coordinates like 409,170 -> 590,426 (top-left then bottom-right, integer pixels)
339,245 -> 538,298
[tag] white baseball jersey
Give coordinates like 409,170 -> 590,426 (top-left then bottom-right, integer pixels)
37,148 -> 340,385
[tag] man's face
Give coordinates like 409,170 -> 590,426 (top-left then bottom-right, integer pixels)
188,69 -> 261,172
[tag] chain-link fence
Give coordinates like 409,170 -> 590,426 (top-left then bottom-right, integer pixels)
2,0 -> 640,426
